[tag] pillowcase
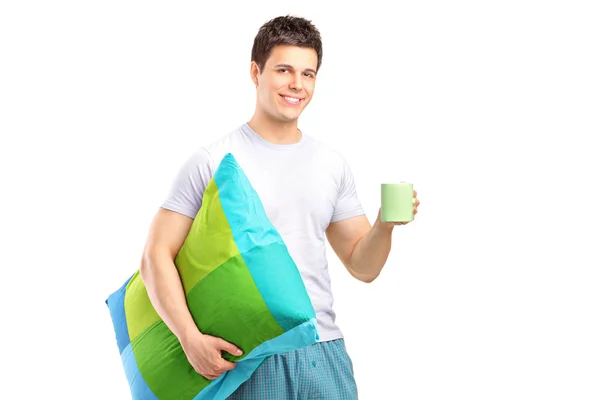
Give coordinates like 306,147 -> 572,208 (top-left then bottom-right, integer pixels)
106,153 -> 319,400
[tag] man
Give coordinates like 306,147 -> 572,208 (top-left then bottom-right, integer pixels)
140,15 -> 420,399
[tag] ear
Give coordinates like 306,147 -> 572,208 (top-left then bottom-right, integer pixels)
250,61 -> 260,87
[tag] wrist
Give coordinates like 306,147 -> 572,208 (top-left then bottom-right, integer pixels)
374,215 -> 395,234
178,324 -> 203,347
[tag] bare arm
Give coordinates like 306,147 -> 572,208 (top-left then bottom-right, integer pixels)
140,207 -> 197,343
326,212 -> 393,283
139,207 -> 242,379
326,192 -> 420,283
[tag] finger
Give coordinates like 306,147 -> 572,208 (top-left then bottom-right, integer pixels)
195,367 -> 215,379
413,190 -> 417,197
218,339 -> 243,356
202,368 -> 220,380
220,359 -> 237,371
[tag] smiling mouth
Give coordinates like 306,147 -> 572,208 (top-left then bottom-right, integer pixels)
279,94 -> 303,105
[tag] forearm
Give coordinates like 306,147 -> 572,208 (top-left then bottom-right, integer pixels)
348,219 -> 394,282
140,250 -> 199,343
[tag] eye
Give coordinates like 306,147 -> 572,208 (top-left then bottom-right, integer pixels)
278,68 -> 289,73
304,72 -> 315,78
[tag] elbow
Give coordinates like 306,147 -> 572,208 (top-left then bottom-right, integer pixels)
347,264 -> 379,283
139,253 -> 150,283
358,273 -> 379,284
140,245 -> 175,283
139,247 -> 157,282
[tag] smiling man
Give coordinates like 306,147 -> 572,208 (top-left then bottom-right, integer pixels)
140,15 -> 419,400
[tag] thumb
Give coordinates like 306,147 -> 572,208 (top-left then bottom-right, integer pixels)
217,338 -> 243,356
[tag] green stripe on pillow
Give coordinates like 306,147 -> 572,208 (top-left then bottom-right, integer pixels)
124,271 -> 160,342
176,179 -> 240,294
131,320 -> 210,400
186,253 -> 285,360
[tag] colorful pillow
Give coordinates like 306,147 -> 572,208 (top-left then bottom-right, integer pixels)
106,153 -> 319,400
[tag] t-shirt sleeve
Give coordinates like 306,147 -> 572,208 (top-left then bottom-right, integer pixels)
161,148 -> 214,219
330,156 -> 365,223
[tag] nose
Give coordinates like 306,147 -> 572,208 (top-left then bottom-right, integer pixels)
289,72 -> 303,91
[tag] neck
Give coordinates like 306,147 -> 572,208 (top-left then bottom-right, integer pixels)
247,110 -> 301,145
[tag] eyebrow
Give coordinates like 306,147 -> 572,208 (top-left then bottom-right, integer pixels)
273,63 -> 317,75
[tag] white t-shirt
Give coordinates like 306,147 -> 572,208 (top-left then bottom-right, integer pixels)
162,123 -> 365,342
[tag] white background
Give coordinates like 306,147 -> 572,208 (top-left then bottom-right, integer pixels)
1,0 -> 599,399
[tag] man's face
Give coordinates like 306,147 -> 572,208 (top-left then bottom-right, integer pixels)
253,45 -> 318,123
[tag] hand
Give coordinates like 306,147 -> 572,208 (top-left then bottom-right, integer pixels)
180,329 -> 243,380
378,189 -> 420,229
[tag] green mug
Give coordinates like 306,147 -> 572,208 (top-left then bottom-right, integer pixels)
381,183 -> 415,222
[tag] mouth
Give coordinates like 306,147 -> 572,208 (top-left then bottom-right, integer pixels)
279,94 -> 304,106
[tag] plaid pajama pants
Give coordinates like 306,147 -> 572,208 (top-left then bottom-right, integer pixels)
227,339 -> 358,399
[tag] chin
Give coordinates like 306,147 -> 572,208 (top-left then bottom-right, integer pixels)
282,107 -> 304,120
281,113 -> 301,122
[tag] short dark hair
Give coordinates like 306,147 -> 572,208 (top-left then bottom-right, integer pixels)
251,15 -> 323,72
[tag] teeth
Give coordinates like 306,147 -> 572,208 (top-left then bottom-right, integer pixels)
284,96 -> 300,103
